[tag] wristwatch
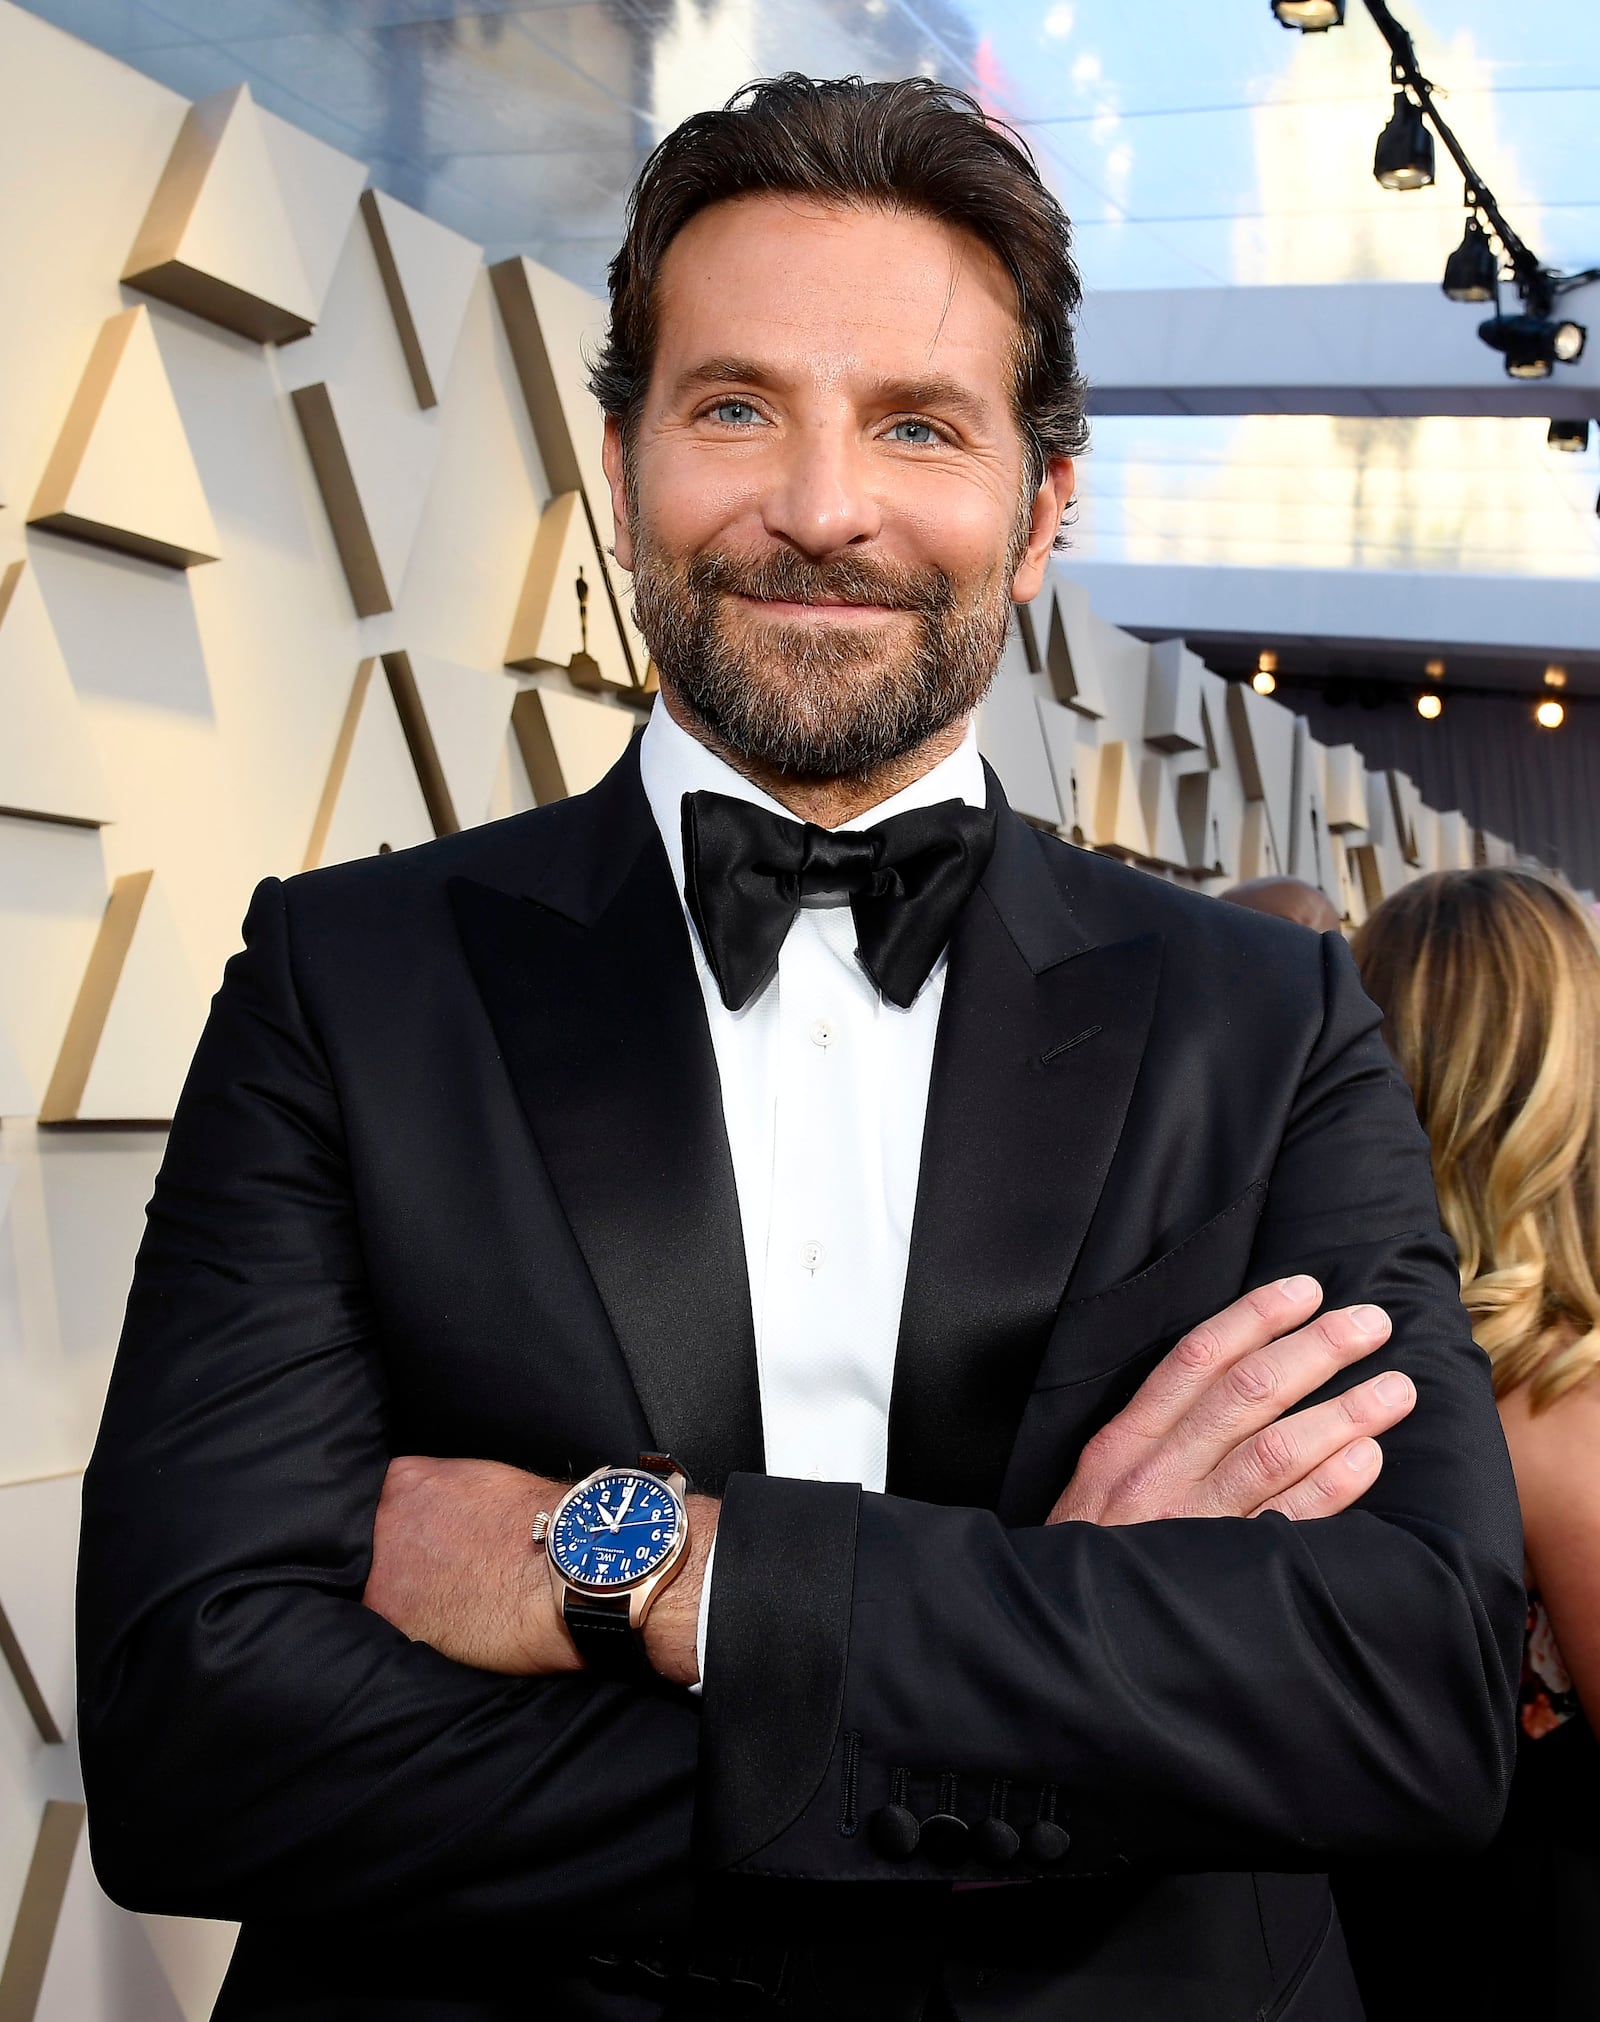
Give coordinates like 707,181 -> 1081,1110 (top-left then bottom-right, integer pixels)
534,1454 -> 691,1679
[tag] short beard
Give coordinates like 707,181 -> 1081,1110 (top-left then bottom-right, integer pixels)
628,528 -> 1023,785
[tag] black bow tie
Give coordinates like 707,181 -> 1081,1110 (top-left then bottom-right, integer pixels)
681,789 -> 997,1012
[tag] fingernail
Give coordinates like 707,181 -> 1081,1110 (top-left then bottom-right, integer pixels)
1351,1304 -> 1389,1338
1374,1373 -> 1412,1407
1279,1275 -> 1319,1300
1345,1438 -> 1381,1471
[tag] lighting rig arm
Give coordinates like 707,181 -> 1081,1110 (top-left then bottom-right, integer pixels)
1274,0 -> 1599,376
1366,6 -> 1532,276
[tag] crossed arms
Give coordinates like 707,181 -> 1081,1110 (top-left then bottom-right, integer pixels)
362,1279 -> 1417,1686
74,875 -> 1526,1935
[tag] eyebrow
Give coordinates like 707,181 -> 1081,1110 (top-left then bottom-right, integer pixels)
668,358 -> 996,429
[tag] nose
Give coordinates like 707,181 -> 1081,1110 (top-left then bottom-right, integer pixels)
760,414 -> 882,558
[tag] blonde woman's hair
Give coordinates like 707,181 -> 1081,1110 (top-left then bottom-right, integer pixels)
1353,867 -> 1600,1410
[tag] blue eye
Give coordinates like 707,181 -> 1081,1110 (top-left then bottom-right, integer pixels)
888,420 -> 939,446
712,399 -> 760,426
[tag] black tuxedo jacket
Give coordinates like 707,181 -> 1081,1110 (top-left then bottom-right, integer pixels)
77,742 -> 1523,2022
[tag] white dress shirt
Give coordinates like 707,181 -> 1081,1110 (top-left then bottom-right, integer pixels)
637,700 -> 988,1683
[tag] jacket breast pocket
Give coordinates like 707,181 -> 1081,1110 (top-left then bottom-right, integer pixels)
998,1180 -> 1269,1523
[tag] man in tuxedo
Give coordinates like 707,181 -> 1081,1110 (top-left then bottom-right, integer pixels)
78,75 -> 1522,2022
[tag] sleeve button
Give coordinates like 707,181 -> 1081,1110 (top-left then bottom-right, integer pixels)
970,1817 -> 1020,1867
918,1812 -> 970,1866
1023,1820 -> 1071,1864
867,1804 -> 921,1859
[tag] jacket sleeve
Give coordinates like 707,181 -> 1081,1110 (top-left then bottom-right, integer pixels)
76,877 -> 700,1935
696,931 -> 1526,1882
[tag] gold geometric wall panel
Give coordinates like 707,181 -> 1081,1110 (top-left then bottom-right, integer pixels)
1138,754 -> 1188,870
3,1799 -> 194,2022
1287,719 -> 1341,908
1350,773 -> 1414,906
1041,578 -> 1107,718
977,624 -> 1062,828
1237,799 -> 1285,881
360,189 -> 481,410
0,1801 -> 84,2022
510,686 -> 637,806
0,1021 -> 29,1120
1323,743 -> 1369,833
27,307 -> 220,569
1035,695 -> 1098,847
505,490 -> 633,693
489,256 -> 645,684
122,84 -> 316,345
1389,769 -> 1425,866
385,652 -> 516,837
255,110 -> 368,319
0,562 -> 114,829
1225,681 -> 1296,874
1177,764 -> 1241,879
1144,637 -> 1206,754
303,658 -> 434,871
291,382 -> 440,618
37,870 -> 206,1125
1434,810 -> 1474,870
0,1473 -> 80,1745
1093,741 -> 1149,857
1331,832 -> 1367,929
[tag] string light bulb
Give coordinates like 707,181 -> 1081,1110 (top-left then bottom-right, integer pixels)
1544,666 -> 1568,688
1417,692 -> 1443,720
1425,658 -> 1445,680
1536,699 -> 1566,729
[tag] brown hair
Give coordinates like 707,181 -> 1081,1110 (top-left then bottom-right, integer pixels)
1353,868 -> 1600,1409
588,74 -> 1089,509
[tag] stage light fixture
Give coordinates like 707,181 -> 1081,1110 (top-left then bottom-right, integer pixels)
1442,216 -> 1498,303
1477,313 -> 1588,380
1291,4 -> 1598,388
1374,93 -> 1434,191
1544,666 -> 1568,688
1271,0 -> 1345,26
1536,699 -> 1566,729
1548,419 -> 1591,452
1416,692 -> 1442,720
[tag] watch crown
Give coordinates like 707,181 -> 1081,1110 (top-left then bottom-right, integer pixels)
531,1512 -> 551,1542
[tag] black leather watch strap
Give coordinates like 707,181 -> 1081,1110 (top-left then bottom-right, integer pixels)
562,1592 -> 653,1679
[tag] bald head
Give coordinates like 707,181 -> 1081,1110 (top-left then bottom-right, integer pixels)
1222,877 -> 1342,934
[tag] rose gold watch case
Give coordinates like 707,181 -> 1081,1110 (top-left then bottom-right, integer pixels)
545,1462 -> 690,1629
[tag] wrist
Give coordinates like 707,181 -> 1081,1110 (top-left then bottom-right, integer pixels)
643,1493 -> 719,1687
522,1484 -> 584,1674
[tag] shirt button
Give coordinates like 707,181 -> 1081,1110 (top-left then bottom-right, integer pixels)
810,1019 -> 834,1048
799,1240 -> 825,1273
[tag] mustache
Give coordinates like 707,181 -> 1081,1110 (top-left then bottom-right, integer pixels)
685,547 -> 955,616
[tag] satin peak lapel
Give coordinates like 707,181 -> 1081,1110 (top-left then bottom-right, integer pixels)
449,755 -> 763,1493
887,800 -> 1164,1508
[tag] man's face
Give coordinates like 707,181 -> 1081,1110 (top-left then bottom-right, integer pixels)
604,195 -> 1074,782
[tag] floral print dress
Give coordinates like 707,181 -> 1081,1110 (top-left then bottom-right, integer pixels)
1522,1592 -> 1584,1740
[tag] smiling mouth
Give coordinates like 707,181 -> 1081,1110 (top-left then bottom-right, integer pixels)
730,593 -> 907,623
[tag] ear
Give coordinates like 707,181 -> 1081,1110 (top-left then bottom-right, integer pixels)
1010,456 -> 1075,605
602,415 -> 634,572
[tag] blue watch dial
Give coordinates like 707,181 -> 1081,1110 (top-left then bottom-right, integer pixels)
549,1471 -> 680,1589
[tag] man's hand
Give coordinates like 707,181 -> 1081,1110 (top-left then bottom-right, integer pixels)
363,1455 -> 716,1686
1049,1275 -> 1416,1526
